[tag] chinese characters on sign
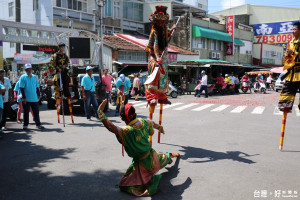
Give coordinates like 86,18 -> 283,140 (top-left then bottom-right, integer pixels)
226,16 -> 234,55
253,20 -> 298,51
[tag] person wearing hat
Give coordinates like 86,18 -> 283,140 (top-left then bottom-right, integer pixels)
50,42 -> 71,98
196,70 -> 208,98
96,99 -> 180,196
115,74 -> 131,116
81,66 -> 98,121
19,64 -> 44,130
224,74 -> 232,85
144,5 -> 177,106
0,69 -> 12,131
213,73 -> 224,92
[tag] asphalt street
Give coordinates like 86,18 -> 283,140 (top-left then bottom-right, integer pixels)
0,91 -> 300,200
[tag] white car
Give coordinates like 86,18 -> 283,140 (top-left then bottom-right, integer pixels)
275,72 -> 286,92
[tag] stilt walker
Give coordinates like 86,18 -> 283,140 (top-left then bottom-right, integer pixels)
277,21 -> 300,150
59,73 -> 66,127
144,5 -> 180,145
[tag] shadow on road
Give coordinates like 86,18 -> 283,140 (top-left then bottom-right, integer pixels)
0,131 -> 135,200
162,143 -> 258,164
153,157 -> 192,200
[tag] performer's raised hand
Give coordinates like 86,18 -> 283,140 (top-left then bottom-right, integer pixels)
171,24 -> 177,31
98,99 -> 107,112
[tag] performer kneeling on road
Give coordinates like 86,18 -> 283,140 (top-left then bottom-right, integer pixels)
97,99 -> 180,196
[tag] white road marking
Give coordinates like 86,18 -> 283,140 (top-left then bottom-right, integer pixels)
230,106 -> 247,113
192,104 -> 214,111
211,105 -> 230,112
251,106 -> 265,114
132,102 -> 147,107
163,103 -> 183,109
173,103 -> 198,110
295,106 -> 300,116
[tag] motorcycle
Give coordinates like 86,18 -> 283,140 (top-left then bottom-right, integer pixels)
241,81 -> 251,94
254,80 -> 266,94
166,82 -> 178,98
110,82 -> 117,106
194,83 -> 216,96
221,82 -> 235,95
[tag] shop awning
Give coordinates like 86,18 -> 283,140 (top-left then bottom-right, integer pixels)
234,38 -> 244,46
192,26 -> 244,45
169,59 -> 231,67
247,71 -> 273,75
113,61 -> 148,66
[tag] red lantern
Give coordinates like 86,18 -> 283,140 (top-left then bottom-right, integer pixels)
159,12 -> 163,15
44,72 -> 48,76
49,68 -> 53,73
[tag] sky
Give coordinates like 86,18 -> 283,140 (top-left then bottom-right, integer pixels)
208,0 -> 300,13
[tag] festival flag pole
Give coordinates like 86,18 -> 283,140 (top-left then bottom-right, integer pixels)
67,97 -> 74,123
56,98 -> 60,123
279,111 -> 288,150
158,103 -> 163,143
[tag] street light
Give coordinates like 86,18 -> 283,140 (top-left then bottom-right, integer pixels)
61,13 -> 72,29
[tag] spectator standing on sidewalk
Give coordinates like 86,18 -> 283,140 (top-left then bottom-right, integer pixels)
0,69 -> 12,131
132,73 -> 141,101
0,84 -> 6,139
19,64 -> 44,130
14,79 -> 34,124
197,70 -> 208,98
115,74 -> 131,116
234,74 -> 240,93
101,69 -> 113,111
81,66 -> 98,121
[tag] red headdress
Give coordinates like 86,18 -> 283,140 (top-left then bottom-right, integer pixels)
124,104 -> 136,122
149,5 -> 170,22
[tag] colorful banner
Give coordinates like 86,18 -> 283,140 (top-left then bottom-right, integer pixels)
14,53 -> 51,64
0,41 -> 3,69
253,20 -> 298,50
226,16 -> 234,55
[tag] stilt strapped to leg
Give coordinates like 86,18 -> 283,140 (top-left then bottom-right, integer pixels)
279,111 -> 288,151
158,103 -> 163,143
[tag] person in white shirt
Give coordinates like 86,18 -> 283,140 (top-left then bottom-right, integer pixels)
196,70 -> 208,98
0,69 -> 12,131
230,72 -> 236,85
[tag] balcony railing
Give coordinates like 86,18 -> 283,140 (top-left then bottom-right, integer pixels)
53,7 -> 94,24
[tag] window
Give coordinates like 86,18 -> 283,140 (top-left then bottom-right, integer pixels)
57,0 -> 86,11
118,51 -> 146,62
210,40 -> 216,50
192,37 -> 206,49
114,1 -> 121,18
216,40 -> 221,51
33,0 -> 39,11
234,45 -> 238,54
123,1 -> 143,21
10,43 -> 14,48
8,2 -> 14,17
104,0 -> 112,17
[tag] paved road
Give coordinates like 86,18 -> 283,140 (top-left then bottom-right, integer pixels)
0,91 -> 299,200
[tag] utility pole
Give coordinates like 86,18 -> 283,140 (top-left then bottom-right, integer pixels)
94,0 -> 105,71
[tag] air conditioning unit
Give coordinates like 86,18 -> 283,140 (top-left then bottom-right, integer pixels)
209,52 -> 216,59
216,53 -> 221,60
194,50 -> 201,57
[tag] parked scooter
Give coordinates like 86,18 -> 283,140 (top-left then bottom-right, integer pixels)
254,80 -> 266,94
166,82 -> 178,98
194,83 -> 216,96
110,82 -> 117,106
241,81 -> 252,94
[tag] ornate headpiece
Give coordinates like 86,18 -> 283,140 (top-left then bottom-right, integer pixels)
149,5 -> 170,22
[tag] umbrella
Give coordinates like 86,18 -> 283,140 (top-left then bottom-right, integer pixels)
270,67 -> 284,74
